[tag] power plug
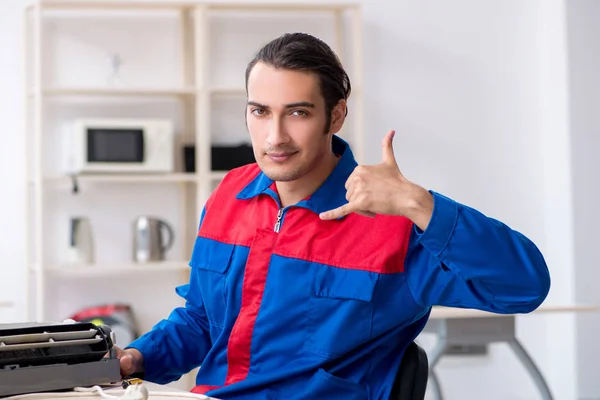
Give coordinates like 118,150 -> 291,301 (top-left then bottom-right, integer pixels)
122,384 -> 149,400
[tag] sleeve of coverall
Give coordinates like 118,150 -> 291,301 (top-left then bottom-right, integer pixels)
125,207 -> 212,384
404,191 -> 551,314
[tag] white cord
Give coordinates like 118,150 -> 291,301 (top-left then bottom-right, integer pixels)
74,384 -> 149,400
1,384 -> 210,400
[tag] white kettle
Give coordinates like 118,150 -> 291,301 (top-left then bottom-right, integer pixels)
66,217 -> 95,264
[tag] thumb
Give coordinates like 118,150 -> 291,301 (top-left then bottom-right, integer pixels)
382,130 -> 398,167
120,353 -> 135,376
119,350 -> 138,377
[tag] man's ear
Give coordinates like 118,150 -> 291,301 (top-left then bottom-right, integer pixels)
329,100 -> 347,134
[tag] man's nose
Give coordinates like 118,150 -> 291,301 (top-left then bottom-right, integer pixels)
266,118 -> 289,147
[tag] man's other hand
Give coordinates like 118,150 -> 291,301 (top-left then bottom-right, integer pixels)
112,346 -> 144,377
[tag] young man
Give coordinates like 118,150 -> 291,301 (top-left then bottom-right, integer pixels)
117,33 -> 550,399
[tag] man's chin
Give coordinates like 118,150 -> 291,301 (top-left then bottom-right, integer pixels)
259,166 -> 301,182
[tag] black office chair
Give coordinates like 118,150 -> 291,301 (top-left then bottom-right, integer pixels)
390,341 -> 429,400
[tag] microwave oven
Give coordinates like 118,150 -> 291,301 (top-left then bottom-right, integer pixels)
64,118 -> 175,174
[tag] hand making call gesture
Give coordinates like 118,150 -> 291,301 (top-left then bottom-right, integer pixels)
319,130 -> 434,231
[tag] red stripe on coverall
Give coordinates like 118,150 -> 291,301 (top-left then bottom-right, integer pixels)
190,385 -> 220,394
224,228 -> 277,385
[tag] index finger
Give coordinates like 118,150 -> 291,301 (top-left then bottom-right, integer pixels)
319,203 -> 358,220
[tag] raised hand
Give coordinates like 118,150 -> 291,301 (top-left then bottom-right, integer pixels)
319,130 -> 433,231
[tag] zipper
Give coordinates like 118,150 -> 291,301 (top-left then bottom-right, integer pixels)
273,208 -> 284,233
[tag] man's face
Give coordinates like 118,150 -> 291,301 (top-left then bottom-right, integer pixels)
245,62 -> 335,182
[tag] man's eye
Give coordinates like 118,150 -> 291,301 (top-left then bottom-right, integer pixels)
292,110 -> 308,116
251,109 -> 265,115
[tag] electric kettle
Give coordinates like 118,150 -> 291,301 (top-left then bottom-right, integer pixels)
133,216 -> 174,263
66,217 -> 94,264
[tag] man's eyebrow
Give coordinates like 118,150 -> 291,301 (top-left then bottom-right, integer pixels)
283,102 -> 316,109
246,101 -> 316,109
247,101 -> 268,109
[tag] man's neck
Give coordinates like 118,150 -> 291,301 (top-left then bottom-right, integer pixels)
276,152 -> 339,208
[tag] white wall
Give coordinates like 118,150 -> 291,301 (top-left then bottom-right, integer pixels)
566,1 -> 600,398
371,1 -> 557,399
536,1 -> 578,399
0,0 -> 596,399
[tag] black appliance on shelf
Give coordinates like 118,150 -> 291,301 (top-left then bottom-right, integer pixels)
184,143 -> 256,172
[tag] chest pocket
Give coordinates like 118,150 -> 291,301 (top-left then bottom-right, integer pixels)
304,265 -> 378,359
190,238 -> 234,328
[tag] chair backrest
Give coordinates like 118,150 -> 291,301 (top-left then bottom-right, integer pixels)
390,341 -> 429,400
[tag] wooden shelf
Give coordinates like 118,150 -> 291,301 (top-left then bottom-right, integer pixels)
34,1 -> 199,10
32,87 -> 246,97
210,87 -> 246,96
42,173 -> 198,184
209,3 -> 359,12
35,87 -> 196,97
210,171 -> 229,180
33,1 -> 359,12
35,172 -> 227,185
38,261 -> 190,278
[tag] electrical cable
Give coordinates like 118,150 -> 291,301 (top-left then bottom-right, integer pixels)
74,385 -> 149,400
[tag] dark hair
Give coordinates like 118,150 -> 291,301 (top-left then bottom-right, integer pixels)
245,32 -> 351,132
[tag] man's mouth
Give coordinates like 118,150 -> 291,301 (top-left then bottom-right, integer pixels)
266,151 -> 297,162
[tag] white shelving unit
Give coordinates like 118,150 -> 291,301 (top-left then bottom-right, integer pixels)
23,0 -> 362,389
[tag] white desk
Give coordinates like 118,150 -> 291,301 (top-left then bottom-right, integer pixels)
4,382 -> 218,399
422,305 -> 600,400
